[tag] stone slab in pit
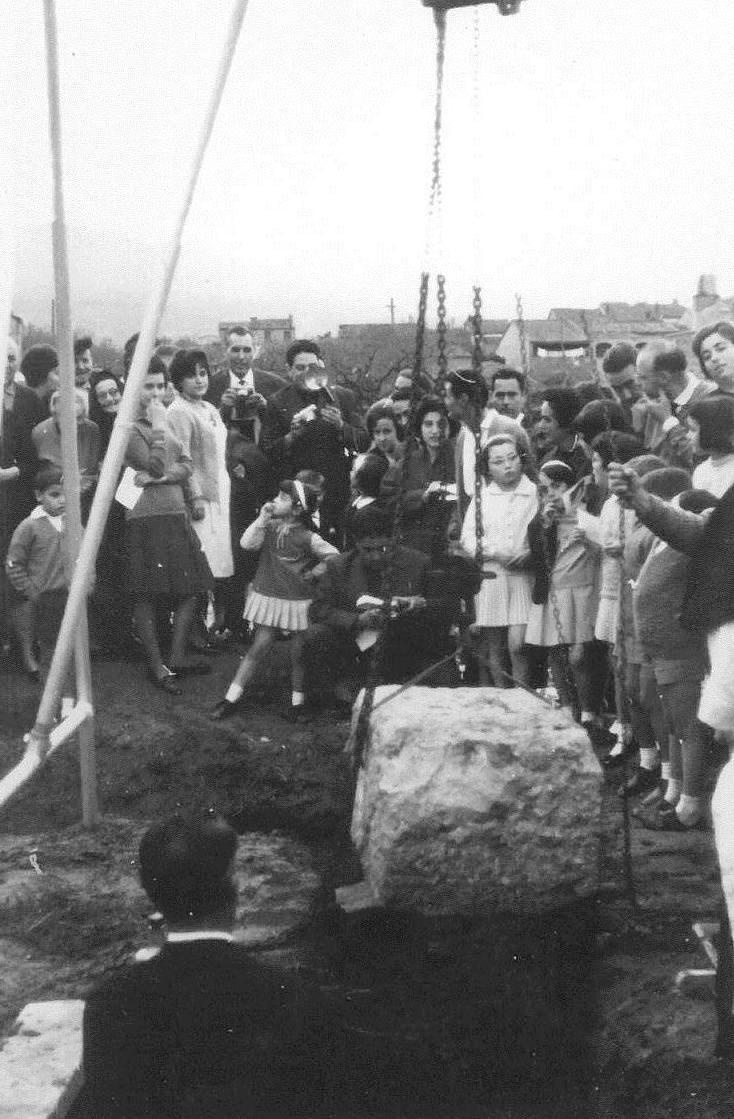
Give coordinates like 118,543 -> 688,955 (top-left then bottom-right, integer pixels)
350,686 -> 603,916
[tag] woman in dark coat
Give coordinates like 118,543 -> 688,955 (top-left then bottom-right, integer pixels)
380,395 -> 455,560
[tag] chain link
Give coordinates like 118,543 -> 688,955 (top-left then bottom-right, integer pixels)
423,7 -> 447,270
515,291 -> 530,381
436,274 -> 448,381
412,272 -> 430,385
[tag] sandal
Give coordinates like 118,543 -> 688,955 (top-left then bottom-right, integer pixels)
150,667 -> 182,696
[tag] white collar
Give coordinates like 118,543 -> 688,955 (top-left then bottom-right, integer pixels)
229,368 -> 254,389
166,931 -> 234,944
673,371 -> 699,407
30,506 -> 64,531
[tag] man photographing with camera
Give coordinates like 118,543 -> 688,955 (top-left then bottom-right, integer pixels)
263,340 -> 369,541
206,325 -> 285,418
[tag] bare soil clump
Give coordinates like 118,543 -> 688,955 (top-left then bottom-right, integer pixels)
0,649 -> 728,1117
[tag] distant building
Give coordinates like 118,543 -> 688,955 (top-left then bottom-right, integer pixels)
461,317 -> 510,353
218,316 -> 295,347
548,302 -> 691,361
496,318 -> 589,368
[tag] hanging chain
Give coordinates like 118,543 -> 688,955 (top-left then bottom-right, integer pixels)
471,5 -> 483,286
470,284 -> 487,569
436,274 -> 448,381
515,291 -> 530,381
423,7 -> 447,271
412,271 -> 430,385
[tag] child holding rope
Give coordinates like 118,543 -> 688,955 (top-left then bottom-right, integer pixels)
211,479 -> 337,721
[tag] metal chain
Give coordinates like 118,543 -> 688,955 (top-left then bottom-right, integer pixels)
352,14 -> 449,775
470,285 -> 486,569
436,274 -> 448,381
423,7 -> 447,270
412,271 -> 430,385
515,291 -> 530,381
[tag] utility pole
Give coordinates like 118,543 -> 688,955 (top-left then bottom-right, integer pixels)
386,297 -> 396,326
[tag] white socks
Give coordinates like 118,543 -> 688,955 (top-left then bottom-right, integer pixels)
676,794 -> 703,827
291,691 -> 305,708
639,747 -> 659,771
225,683 -> 243,703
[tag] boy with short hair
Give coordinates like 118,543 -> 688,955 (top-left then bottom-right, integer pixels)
5,465 -> 73,699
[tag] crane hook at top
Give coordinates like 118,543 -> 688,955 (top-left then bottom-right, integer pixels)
422,0 -> 523,14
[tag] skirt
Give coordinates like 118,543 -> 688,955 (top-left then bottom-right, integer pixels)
193,498 -> 234,579
243,590 -> 311,632
127,514 -> 213,601
473,569 -> 533,628
525,583 -> 598,647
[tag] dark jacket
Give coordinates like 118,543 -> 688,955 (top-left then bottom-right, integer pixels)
380,440 -> 455,559
205,368 -> 286,411
263,381 -> 368,534
633,484 -> 734,634
0,384 -> 43,553
70,940 -> 347,1119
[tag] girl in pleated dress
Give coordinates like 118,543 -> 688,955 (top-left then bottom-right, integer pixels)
211,479 -> 337,721
460,434 -> 538,687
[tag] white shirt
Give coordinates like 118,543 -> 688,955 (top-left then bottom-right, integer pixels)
692,455 -> 734,499
228,367 -> 255,392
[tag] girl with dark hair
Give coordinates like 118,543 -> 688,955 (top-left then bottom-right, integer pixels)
124,360 -> 212,693
167,349 -> 234,636
211,479 -> 337,721
380,395 -> 455,559
689,394 -> 734,497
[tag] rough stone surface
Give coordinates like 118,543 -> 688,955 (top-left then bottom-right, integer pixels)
350,686 -> 603,916
0,1001 -> 83,1119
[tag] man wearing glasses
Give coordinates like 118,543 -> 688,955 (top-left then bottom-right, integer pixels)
263,339 -> 368,541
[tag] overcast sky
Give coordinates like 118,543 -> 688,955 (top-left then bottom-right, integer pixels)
5,0 -> 734,341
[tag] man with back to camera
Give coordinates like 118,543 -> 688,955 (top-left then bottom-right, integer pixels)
263,339 -> 369,541
69,811 -> 356,1118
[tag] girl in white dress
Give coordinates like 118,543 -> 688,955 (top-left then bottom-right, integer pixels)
460,434 -> 537,687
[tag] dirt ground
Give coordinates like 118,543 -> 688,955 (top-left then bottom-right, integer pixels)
0,644 -> 731,1118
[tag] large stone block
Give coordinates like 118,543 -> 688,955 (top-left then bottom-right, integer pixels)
0,1001 -> 83,1119
350,687 -> 603,916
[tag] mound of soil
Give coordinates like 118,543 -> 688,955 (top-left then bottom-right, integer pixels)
0,649 -> 730,1117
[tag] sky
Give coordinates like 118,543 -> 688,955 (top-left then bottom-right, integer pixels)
5,0 -> 734,342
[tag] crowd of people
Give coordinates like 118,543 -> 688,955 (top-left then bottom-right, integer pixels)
4,323 -> 734,833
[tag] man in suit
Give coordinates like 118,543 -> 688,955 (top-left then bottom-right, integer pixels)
71,812 -> 351,1118
263,339 -> 369,541
306,505 -> 456,699
635,342 -> 716,468
206,325 -> 285,414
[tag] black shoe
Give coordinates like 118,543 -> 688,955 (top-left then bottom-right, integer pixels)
168,660 -> 213,677
211,698 -> 240,721
618,765 -> 661,799
149,668 -> 182,696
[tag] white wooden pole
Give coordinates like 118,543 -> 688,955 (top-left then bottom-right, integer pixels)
22,0 -> 252,768
42,0 -> 99,826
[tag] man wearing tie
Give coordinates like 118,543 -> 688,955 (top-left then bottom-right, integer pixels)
206,325 -> 285,415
